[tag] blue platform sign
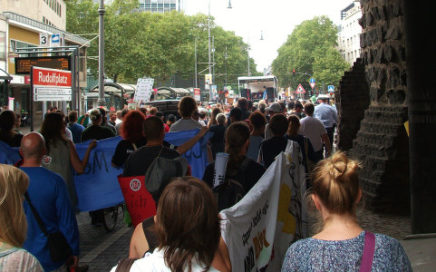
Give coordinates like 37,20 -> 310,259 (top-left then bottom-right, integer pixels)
328,85 -> 335,93
309,78 -> 316,89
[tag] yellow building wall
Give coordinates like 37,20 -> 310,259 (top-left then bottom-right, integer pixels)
8,25 -> 39,74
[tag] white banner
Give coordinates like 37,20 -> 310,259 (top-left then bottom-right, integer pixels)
134,78 -> 154,103
220,140 -> 308,272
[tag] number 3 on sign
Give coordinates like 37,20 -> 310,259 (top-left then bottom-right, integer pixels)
40,33 -> 48,46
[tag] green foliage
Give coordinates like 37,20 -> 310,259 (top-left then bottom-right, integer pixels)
65,0 -> 256,89
272,16 -> 350,91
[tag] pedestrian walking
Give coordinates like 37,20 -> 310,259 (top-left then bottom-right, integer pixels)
113,177 -> 230,272
281,152 -> 412,272
0,164 -> 43,272
20,132 -> 85,272
246,111 -> 266,161
0,110 -> 23,147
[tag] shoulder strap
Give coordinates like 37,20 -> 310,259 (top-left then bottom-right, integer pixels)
24,192 -> 49,237
359,232 -> 376,272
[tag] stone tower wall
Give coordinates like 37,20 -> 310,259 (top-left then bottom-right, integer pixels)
338,0 -> 410,213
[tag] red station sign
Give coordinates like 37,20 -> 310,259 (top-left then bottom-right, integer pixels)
32,66 -> 72,87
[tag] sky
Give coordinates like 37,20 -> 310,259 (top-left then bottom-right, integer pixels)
183,0 -> 354,73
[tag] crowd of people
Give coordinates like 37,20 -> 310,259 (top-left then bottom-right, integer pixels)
0,95 -> 412,271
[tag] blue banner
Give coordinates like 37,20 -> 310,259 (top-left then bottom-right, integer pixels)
164,129 -> 212,179
1,129 -> 212,212
0,141 -> 20,165
74,137 -> 124,212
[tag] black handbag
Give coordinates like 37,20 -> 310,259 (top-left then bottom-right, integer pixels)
25,192 -> 72,262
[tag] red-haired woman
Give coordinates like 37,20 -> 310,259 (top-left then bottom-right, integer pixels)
112,110 -> 147,168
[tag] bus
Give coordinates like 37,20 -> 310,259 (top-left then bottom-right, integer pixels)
237,75 -> 278,102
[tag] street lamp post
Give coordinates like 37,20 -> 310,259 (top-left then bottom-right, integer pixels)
97,0 -> 105,107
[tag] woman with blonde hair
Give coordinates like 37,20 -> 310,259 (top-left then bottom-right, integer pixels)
281,152 -> 412,271
0,164 -> 43,271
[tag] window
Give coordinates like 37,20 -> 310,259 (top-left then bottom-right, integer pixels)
0,32 -> 6,61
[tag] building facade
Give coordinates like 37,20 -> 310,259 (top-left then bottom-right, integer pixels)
0,0 -> 66,30
338,1 -> 362,65
0,2 -> 89,126
138,0 -> 182,13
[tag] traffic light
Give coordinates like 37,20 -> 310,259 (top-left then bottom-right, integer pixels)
292,69 -> 296,76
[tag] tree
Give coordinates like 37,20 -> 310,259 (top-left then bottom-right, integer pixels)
272,16 -> 349,92
65,0 -> 256,90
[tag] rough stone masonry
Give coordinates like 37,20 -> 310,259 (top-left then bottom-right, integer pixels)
336,0 -> 410,214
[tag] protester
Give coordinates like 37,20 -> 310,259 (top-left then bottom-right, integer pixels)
149,107 -> 158,116
114,177 -> 230,272
0,164 -> 44,271
258,101 -> 267,116
208,107 -> 222,127
293,101 -> 305,119
115,110 -> 123,124
287,115 -> 317,173
41,112 -> 96,209
287,100 -> 295,115
98,108 -> 116,135
15,113 -> 23,135
203,122 -> 265,210
77,112 -> 90,128
108,111 -> 117,127
115,109 -> 129,135
170,96 -> 203,132
246,111 -> 267,161
300,103 -> 331,161
138,107 -> 147,117
281,152 -> 412,271
112,110 -> 148,168
237,97 -> 250,120
259,114 -> 288,168
123,116 -> 208,177
0,110 -> 23,147
228,107 -> 242,125
314,95 -> 338,146
192,110 -> 205,126
67,111 -> 85,144
20,132 -> 83,272
209,113 -> 226,160
81,109 -> 115,142
264,102 -> 282,140
166,114 -> 176,128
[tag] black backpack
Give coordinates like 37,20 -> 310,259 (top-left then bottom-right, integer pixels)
213,158 -> 250,210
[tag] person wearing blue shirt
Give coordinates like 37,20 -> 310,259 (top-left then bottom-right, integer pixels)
20,132 -> 81,272
67,111 -> 85,143
314,96 -> 338,146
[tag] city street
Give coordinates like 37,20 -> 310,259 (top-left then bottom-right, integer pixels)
77,212 -> 132,271
75,207 -> 436,271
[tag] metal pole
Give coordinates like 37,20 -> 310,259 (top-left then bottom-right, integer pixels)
247,47 -> 251,76
194,37 -> 198,88
208,0 -> 212,78
212,35 -> 215,85
98,0 -> 106,107
208,0 -> 212,101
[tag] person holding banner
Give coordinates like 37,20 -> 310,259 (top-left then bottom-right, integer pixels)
203,122 -> 265,210
112,110 -> 148,168
41,112 -> 96,210
0,110 -> 23,147
281,152 -> 412,271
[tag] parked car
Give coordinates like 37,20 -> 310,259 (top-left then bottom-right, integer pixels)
145,87 -> 191,117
